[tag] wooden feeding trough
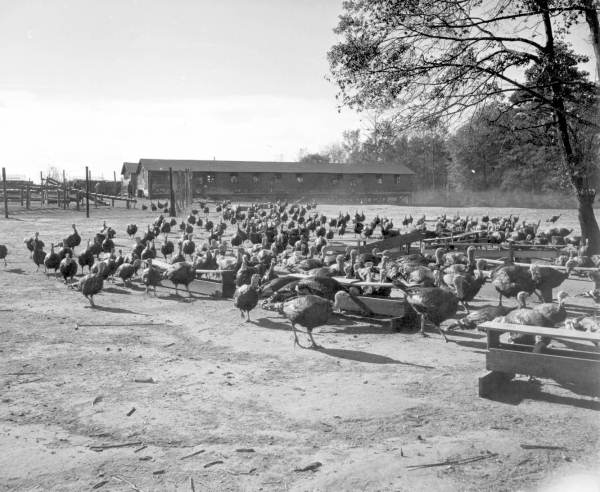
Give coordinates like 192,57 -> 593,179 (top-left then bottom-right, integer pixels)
332,290 -> 413,331
151,259 -> 236,299
478,321 -> 600,398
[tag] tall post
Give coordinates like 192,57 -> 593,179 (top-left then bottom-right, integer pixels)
63,170 -> 67,209
85,166 -> 90,218
26,181 -> 30,209
112,170 -> 116,207
40,172 -> 44,207
169,167 -> 176,217
20,186 -> 24,207
2,168 -> 8,219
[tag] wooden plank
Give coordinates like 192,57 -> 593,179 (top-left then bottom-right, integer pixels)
480,321 -> 600,343
483,258 -> 598,272
486,348 -> 600,395
333,292 -> 406,316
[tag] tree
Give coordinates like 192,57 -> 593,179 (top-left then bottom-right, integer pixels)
299,153 -> 330,164
329,0 -> 600,252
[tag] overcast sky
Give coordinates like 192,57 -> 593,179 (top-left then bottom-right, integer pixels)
0,0 -> 595,180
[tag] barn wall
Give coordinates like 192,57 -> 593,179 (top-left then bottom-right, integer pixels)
144,170 -> 413,199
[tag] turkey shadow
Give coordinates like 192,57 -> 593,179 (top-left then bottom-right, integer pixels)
253,317 -> 291,332
102,287 -> 131,295
315,347 -> 435,368
450,339 -> 488,351
159,293 -> 200,303
482,379 -> 600,409
5,268 -> 25,275
84,305 -> 139,314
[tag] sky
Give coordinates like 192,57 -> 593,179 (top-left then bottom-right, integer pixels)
0,0 -> 596,181
0,0 -> 364,180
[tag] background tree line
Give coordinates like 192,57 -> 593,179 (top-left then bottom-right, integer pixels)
300,45 -> 597,196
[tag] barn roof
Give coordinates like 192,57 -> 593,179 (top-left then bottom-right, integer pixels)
121,162 -> 140,175
138,159 -> 414,175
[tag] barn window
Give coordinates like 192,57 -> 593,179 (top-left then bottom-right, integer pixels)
230,173 -> 239,184
252,174 -> 260,184
376,174 -> 383,184
395,175 -> 401,185
296,173 -> 304,183
206,173 -> 215,183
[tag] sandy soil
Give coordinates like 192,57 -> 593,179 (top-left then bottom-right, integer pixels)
0,205 -> 599,491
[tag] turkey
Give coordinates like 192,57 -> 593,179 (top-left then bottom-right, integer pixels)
74,262 -> 107,307
0,244 -> 7,267
491,262 -> 538,306
63,224 -> 81,252
233,274 -> 261,321
44,243 -> 60,276
235,255 -> 258,287
141,241 -> 156,261
141,258 -> 162,295
393,275 -> 459,342
126,223 -> 138,238
162,261 -> 196,297
59,252 -> 78,284
25,232 -> 44,258
270,294 -> 332,349
30,233 -> 46,270
493,292 -> 555,347
161,235 -> 175,259
441,259 -> 487,313
115,259 -> 142,286
530,260 -> 577,302
78,241 -> 95,273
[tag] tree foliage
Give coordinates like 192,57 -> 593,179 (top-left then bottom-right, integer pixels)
328,0 -> 600,251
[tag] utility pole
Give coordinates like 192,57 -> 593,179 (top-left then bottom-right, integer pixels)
169,167 -> 176,217
2,167 -> 8,219
85,166 -> 90,218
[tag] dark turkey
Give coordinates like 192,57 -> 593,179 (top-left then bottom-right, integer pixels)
126,223 -> 138,237
491,263 -> 537,306
233,274 -> 261,321
276,294 -> 332,349
59,252 -> 78,284
75,262 -> 107,307
115,259 -> 142,286
162,261 -> 196,297
141,258 -> 162,295
0,244 -> 7,266
44,243 -> 61,276
393,278 -> 459,341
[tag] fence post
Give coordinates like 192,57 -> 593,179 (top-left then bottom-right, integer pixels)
85,166 -> 90,218
40,172 -> 44,207
63,170 -> 67,209
26,182 -> 30,209
169,167 -> 176,217
20,186 -> 24,206
2,168 -> 8,219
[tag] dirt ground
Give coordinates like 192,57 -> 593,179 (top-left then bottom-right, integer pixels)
0,205 -> 599,492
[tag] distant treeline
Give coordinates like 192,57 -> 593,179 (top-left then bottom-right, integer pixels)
299,99 -> 597,198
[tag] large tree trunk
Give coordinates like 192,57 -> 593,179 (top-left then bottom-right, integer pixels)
577,188 -> 600,255
581,0 -> 600,81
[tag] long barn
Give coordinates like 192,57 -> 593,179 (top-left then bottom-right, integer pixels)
122,159 -> 414,204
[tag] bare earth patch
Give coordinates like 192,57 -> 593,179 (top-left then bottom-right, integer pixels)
0,206 -> 599,491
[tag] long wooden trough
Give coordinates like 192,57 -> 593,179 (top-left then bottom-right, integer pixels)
478,321 -> 600,398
